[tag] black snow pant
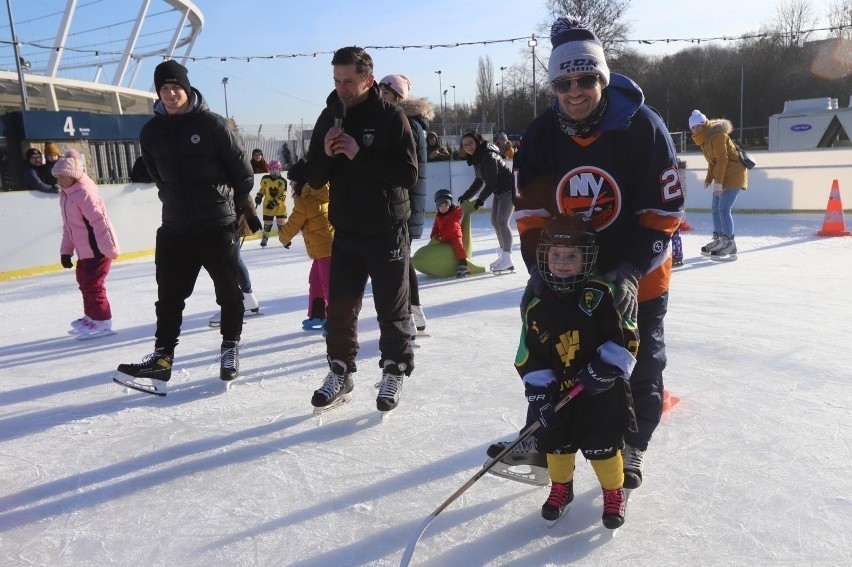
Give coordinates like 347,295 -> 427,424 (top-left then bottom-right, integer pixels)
154,225 -> 243,352
325,226 -> 413,375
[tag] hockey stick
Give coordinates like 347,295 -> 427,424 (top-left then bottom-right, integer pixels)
399,383 -> 583,567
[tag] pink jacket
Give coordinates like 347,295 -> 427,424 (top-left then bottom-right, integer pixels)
59,174 -> 120,259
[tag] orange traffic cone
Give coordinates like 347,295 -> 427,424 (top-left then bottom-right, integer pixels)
662,389 -> 680,414
816,179 -> 851,236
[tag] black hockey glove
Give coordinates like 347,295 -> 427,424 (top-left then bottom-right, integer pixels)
255,194 -> 263,206
245,213 -> 262,233
604,262 -> 642,323
265,199 -> 278,211
60,254 -> 73,269
576,359 -> 621,396
525,381 -> 557,430
283,241 -> 291,249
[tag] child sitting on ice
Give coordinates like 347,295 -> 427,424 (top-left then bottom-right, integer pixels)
430,189 -> 470,278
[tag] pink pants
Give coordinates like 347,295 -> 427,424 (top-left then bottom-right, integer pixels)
308,256 -> 331,318
76,256 -> 112,321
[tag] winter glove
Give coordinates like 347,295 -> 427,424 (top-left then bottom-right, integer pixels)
283,241 -> 291,249
525,376 -> 558,430
710,182 -> 723,195
254,194 -> 263,206
245,213 -> 262,233
459,189 -> 476,203
474,197 -> 485,210
265,199 -> 278,210
604,262 -> 642,323
576,341 -> 636,395
60,254 -> 74,269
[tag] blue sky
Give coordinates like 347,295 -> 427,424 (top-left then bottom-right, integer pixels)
4,0 -> 787,125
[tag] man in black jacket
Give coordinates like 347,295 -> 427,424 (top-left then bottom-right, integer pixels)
307,46 -> 418,412
113,60 -> 258,396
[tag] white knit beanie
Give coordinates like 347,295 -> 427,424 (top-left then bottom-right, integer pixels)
547,16 -> 610,87
688,110 -> 708,128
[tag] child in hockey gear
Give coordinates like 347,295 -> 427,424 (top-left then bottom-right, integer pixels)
54,150 -> 120,340
457,132 -> 515,273
671,159 -> 687,267
430,189 -> 471,278
276,159 -> 334,332
514,213 -> 639,528
255,160 -> 289,247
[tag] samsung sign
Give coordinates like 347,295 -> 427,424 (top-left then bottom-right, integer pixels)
790,124 -> 813,132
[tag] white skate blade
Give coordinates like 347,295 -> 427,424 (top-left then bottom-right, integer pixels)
491,267 -> 515,275
74,329 -> 117,340
312,393 -> 352,416
112,373 -> 167,396
486,461 -> 550,486
210,310 -> 263,328
710,253 -> 737,262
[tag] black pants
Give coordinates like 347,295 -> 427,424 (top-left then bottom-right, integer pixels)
326,227 -> 412,374
154,226 -> 243,351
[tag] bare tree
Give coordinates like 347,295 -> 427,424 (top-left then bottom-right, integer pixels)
772,0 -> 819,47
827,0 -> 852,38
475,55 -> 496,123
543,0 -> 632,54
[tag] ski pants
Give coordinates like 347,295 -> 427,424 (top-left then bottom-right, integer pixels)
76,256 -> 112,321
325,226 -> 413,375
154,225 -> 243,351
307,256 -> 331,319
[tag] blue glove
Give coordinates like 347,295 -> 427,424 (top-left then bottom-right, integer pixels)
604,262 -> 642,322
525,380 -> 558,430
60,254 -> 73,269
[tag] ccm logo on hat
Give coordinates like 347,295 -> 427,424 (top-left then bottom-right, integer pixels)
560,58 -> 598,70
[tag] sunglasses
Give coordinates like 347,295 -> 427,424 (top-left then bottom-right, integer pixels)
551,74 -> 599,94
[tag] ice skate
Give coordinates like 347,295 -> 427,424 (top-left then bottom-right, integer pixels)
411,304 -> 427,333
486,435 -> 549,486
311,359 -> 354,412
710,236 -> 737,262
700,233 -> 723,256
243,291 -> 261,314
68,316 -> 91,335
113,348 -> 173,396
260,234 -> 269,247
622,444 -> 645,489
302,317 -> 326,331
602,486 -> 626,529
75,318 -> 115,340
376,361 -> 406,412
491,250 -> 515,274
220,340 -> 239,381
456,260 -> 471,278
541,480 -> 574,522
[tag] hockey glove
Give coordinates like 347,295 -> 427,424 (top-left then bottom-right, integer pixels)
245,213 -> 262,233
60,254 -> 74,269
265,199 -> 278,211
604,262 -> 642,323
577,341 -> 636,395
525,377 -> 558,430
254,194 -> 263,206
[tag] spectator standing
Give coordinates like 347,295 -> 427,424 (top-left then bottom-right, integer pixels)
426,131 -> 450,162
458,131 -> 516,273
41,143 -> 62,186
689,109 -> 747,261
23,148 -> 58,193
56,149 -> 121,341
306,46 -> 418,413
496,132 -> 515,159
113,60 -> 257,396
250,149 -> 269,174
506,16 -> 684,491
379,73 -> 433,336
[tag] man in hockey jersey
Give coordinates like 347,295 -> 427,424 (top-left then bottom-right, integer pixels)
113,60 -> 257,395
306,46 -> 418,412
494,16 -> 683,489
517,214 -> 638,528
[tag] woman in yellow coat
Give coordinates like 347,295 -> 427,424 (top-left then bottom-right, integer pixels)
689,109 -> 748,261
277,159 -> 334,331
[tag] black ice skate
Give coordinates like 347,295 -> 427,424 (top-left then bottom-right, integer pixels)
113,348 -> 173,396
311,359 -> 354,413
541,480 -> 574,522
486,435 -> 550,486
220,340 -> 239,381
376,361 -> 406,412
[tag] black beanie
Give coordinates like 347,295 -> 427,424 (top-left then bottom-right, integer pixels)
154,60 -> 191,96
287,159 -> 308,186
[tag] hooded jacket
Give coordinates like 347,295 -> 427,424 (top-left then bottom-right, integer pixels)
306,85 -> 418,237
398,96 -> 435,239
276,183 -> 334,259
140,88 -> 255,233
59,173 -> 120,260
691,119 -> 748,190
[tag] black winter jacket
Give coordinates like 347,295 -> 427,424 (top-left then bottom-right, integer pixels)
398,97 -> 434,239
306,86 -> 418,237
140,88 -> 254,233
460,141 -> 514,203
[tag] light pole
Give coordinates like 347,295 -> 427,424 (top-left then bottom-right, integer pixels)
500,66 -> 507,132
495,83 -> 501,131
6,0 -> 29,110
528,35 -> 538,118
435,70 -> 443,132
221,77 -> 229,119
443,89 -> 448,121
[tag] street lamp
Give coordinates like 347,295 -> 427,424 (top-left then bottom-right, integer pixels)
528,35 -> 538,118
6,0 -> 29,110
450,85 -> 456,128
495,83 -> 501,131
435,70 -> 444,134
221,77 -> 229,119
500,66 -> 507,132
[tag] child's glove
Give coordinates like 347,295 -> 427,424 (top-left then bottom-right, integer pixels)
266,199 -> 278,210
525,379 -> 557,430
254,194 -> 263,205
604,262 -> 641,323
60,254 -> 73,269
576,359 -> 620,395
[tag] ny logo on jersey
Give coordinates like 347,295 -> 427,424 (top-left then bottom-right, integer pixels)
556,330 -> 580,367
556,166 -> 621,231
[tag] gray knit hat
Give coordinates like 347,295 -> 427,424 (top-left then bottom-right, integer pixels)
547,16 -> 610,87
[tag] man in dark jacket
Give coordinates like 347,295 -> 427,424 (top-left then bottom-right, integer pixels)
114,60 -> 258,396
307,46 -> 418,413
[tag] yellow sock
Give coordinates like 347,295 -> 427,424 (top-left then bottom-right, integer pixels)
546,453 -> 576,484
590,452 -> 624,490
